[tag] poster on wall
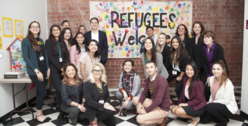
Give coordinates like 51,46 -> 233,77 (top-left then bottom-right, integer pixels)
2,17 -> 13,38
14,19 -> 24,38
90,1 -> 193,58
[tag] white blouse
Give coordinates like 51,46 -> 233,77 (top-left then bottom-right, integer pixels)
185,85 -> 190,100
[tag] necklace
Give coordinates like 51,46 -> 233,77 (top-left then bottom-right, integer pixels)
149,73 -> 158,96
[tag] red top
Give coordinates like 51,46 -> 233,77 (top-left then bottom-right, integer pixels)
211,79 -> 219,101
138,75 -> 170,113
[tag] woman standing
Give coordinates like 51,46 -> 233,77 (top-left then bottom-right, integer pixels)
115,59 -> 142,116
156,33 -> 172,78
78,25 -> 87,34
45,25 -> 70,119
22,21 -> 51,122
79,40 -> 100,82
200,61 -> 238,126
191,21 -> 205,75
175,24 -> 194,59
201,31 -> 229,101
60,27 -> 73,51
141,37 -> 169,79
70,32 -> 85,78
84,63 -> 116,126
168,36 -> 191,98
171,62 -> 206,126
60,63 -> 86,125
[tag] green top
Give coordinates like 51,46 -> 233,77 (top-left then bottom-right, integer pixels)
145,53 -> 149,63
21,37 -> 49,75
56,42 -> 62,59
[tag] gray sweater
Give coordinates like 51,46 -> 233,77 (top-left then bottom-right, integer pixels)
141,52 -> 169,79
118,73 -> 142,97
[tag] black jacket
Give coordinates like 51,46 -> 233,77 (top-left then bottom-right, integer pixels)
192,37 -> 205,69
161,45 -> 172,71
84,31 -> 108,65
60,82 -> 84,110
83,81 -> 111,121
45,39 -> 70,73
201,43 -> 229,83
182,36 -> 194,61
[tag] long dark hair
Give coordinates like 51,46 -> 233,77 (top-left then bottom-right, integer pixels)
191,21 -> 205,38
85,39 -> 101,58
170,36 -> 189,64
49,25 -> 66,55
60,27 -> 73,47
73,32 -> 85,54
143,37 -> 157,64
185,61 -> 200,94
27,21 -> 41,52
175,24 -> 189,38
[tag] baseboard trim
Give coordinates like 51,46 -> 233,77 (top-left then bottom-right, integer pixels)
241,110 -> 248,120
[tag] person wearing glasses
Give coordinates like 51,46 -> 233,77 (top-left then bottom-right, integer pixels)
22,21 -> 51,122
84,63 -> 116,126
78,40 -> 100,82
84,17 -> 108,65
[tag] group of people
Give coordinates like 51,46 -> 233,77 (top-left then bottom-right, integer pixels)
21,17 -> 238,126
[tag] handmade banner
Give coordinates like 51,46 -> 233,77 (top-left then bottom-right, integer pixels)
90,1 -> 193,58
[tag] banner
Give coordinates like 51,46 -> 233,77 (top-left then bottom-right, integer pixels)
90,1 -> 193,58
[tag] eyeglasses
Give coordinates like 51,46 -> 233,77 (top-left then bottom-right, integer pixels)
31,26 -> 40,29
92,70 -> 103,73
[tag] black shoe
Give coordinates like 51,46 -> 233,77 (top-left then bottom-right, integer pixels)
57,111 -> 66,119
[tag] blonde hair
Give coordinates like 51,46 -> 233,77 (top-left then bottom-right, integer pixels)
88,63 -> 107,85
156,33 -> 167,52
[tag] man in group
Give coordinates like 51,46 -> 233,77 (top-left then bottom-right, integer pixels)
140,26 -> 157,54
84,17 -> 108,65
132,61 -> 170,126
61,20 -> 70,29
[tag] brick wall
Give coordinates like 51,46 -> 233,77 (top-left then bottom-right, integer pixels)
47,0 -> 244,88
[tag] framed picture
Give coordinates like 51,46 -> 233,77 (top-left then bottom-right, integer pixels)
14,19 -> 24,38
2,17 -> 13,38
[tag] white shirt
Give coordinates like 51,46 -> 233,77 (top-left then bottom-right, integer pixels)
172,54 -> 180,72
185,85 -> 190,100
209,76 -> 238,114
150,73 -> 157,81
91,31 -> 99,42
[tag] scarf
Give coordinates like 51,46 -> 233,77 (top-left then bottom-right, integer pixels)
121,69 -> 136,96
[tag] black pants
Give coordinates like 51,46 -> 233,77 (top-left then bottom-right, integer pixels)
204,84 -> 211,102
200,103 -> 233,126
167,70 -> 185,98
50,71 -> 63,107
29,69 -> 47,110
96,109 -> 116,126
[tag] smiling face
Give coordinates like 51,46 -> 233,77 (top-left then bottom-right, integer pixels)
144,39 -> 153,51
177,25 -> 186,36
158,34 -> 166,46
65,66 -> 76,78
76,34 -> 85,45
212,64 -> 223,78
171,38 -> 179,50
203,36 -> 214,45
64,30 -> 71,40
124,61 -> 132,73
90,19 -> 99,30
186,65 -> 194,78
193,23 -> 201,35
146,28 -> 154,37
145,62 -> 157,77
52,26 -> 60,37
88,41 -> 98,52
92,66 -> 102,80
80,27 -> 86,34
29,22 -> 40,36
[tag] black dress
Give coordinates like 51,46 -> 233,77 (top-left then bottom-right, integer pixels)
192,37 -> 205,69
181,36 -> 194,60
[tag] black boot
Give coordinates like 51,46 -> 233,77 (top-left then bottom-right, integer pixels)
57,107 -> 66,119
